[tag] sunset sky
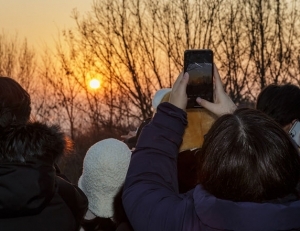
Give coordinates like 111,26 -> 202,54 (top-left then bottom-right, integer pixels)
0,0 -> 93,50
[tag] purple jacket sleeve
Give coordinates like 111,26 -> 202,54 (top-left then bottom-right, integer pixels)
122,102 -> 195,231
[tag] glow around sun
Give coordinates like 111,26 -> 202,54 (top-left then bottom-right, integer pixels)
89,79 -> 101,89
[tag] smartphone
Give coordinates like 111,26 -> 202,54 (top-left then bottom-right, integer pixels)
184,49 -> 214,108
289,120 -> 300,147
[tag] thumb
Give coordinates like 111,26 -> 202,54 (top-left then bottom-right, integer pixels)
196,97 -> 217,114
197,97 -> 236,117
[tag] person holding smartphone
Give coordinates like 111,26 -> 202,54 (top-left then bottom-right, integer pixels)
256,84 -> 300,148
122,65 -> 300,231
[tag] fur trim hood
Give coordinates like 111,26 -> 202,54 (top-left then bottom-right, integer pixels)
0,121 -> 71,163
0,122 -> 70,218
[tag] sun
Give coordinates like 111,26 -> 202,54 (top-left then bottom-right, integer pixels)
89,79 -> 101,89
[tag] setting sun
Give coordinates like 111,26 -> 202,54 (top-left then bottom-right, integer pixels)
89,79 -> 101,89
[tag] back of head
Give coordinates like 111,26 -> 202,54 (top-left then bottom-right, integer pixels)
256,84 -> 300,126
78,138 -> 132,218
0,77 -> 31,130
197,108 -> 300,202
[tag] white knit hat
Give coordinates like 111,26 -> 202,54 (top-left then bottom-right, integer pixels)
78,138 -> 132,218
152,88 -> 172,110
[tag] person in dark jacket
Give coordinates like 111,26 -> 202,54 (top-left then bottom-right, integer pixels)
0,76 -> 88,231
122,65 -> 300,231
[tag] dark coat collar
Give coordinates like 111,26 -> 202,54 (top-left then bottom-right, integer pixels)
0,121 -> 69,163
0,121 -> 68,218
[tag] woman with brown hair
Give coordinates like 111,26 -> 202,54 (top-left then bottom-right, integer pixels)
122,66 -> 300,231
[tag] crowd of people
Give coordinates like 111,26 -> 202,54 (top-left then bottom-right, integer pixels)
0,62 -> 300,231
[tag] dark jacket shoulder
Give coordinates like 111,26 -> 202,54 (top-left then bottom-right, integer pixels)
0,121 -> 87,230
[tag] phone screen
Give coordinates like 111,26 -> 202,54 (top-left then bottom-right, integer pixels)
289,120 -> 300,147
184,49 -> 213,108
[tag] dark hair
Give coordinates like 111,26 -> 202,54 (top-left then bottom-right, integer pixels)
0,77 -> 31,130
197,108 -> 300,202
256,84 -> 300,126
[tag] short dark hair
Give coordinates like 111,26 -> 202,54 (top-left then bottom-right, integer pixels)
197,108 -> 300,202
256,84 -> 300,126
0,77 -> 31,129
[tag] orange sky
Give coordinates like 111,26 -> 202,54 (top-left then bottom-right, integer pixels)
0,0 -> 93,50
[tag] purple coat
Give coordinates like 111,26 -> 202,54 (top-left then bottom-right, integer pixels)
123,102 -> 300,231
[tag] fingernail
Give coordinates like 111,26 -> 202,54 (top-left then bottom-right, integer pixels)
196,97 -> 201,103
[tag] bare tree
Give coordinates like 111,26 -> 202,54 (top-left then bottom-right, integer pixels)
49,0 -> 300,130
0,32 -> 51,117
0,32 -> 36,91
59,0 -> 223,124
72,0 -> 156,120
241,0 -> 300,98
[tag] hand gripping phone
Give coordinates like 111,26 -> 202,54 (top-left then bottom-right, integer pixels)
184,49 -> 214,108
289,120 -> 300,147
